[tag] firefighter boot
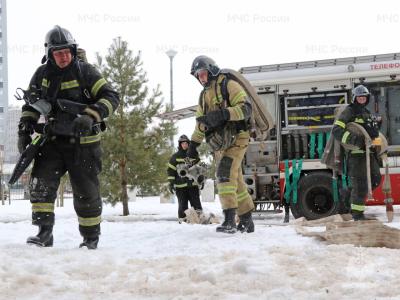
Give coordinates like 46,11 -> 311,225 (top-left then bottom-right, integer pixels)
79,236 -> 99,250
351,211 -> 375,221
237,211 -> 255,233
216,208 -> 237,234
26,225 -> 54,247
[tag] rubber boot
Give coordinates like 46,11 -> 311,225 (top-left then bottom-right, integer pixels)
351,211 -> 376,221
216,208 -> 237,234
79,236 -> 99,249
283,213 -> 290,223
26,225 -> 54,247
237,211 -> 255,233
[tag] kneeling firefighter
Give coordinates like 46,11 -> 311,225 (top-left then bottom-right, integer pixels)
167,135 -> 203,222
17,26 -> 119,248
187,55 -> 255,233
331,85 -> 382,221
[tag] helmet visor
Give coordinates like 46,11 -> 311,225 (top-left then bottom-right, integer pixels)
194,68 -> 208,78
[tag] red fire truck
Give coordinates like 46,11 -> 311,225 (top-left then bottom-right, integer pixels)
161,53 -> 400,220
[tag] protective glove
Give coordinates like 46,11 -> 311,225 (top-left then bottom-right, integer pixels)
17,134 -> 32,154
364,123 -> 379,139
348,133 -> 365,148
196,109 -> 230,129
187,141 -> 200,160
169,182 -> 175,194
200,182 -> 205,190
72,115 -> 94,137
18,119 -> 35,136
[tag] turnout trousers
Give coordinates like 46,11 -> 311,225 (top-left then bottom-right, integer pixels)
215,132 -> 254,216
347,152 -> 382,212
29,137 -> 103,238
175,186 -> 202,219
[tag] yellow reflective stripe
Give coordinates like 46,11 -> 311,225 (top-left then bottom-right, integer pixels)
218,185 -> 237,195
42,78 -> 49,88
167,176 -> 175,180
60,80 -> 79,90
176,158 -> 185,162
22,111 -> 40,120
334,120 -> 346,128
195,110 -> 204,117
288,116 -> 321,121
355,118 -> 364,124
351,204 -> 365,212
80,133 -> 101,144
98,98 -> 114,115
32,203 -> 54,213
78,216 -> 102,226
175,183 -> 188,188
168,163 -> 177,171
212,95 -> 223,105
342,131 -> 350,144
351,150 -> 365,154
32,135 -> 42,145
192,129 -> 205,143
323,115 -> 335,119
91,78 -> 107,98
230,90 -> 247,106
229,106 -> 244,120
237,190 -> 249,202
339,96 -> 345,104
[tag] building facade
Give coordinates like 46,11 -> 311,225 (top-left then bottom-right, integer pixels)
5,106 -> 19,163
0,0 -> 7,152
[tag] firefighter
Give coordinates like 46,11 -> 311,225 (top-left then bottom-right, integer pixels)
187,55 -> 255,233
17,26 -> 119,248
332,85 -> 381,221
167,135 -> 203,222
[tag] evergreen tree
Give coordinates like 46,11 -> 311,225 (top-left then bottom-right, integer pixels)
96,37 -> 175,215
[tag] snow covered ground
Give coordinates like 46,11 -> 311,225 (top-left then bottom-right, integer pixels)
1,197 -> 400,300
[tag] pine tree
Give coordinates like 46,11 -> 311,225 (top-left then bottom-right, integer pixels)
96,37 -> 175,215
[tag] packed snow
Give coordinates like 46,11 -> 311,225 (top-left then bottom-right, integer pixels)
1,196 -> 400,300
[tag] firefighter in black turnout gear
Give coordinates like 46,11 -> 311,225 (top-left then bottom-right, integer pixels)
18,26 -> 119,248
167,135 -> 203,222
332,85 -> 381,221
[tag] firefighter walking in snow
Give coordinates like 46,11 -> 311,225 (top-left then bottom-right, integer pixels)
167,135 -> 203,222
187,56 -> 255,233
17,26 -> 119,248
331,85 -> 381,221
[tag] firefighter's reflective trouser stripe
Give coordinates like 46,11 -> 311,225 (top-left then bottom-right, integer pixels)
216,134 -> 254,216
29,138 -> 102,238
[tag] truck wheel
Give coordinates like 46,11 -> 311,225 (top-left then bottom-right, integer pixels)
296,172 -> 340,220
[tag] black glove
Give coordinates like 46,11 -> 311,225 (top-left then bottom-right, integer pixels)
348,133 -> 364,148
169,182 -> 175,194
17,134 -> 32,154
364,122 -> 379,139
72,115 -> 94,137
187,141 -> 200,160
196,109 -> 230,129
18,119 -> 35,136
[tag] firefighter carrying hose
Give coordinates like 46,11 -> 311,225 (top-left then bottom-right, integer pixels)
331,85 -> 382,221
167,135 -> 203,222
187,56 -> 255,233
18,26 -> 119,248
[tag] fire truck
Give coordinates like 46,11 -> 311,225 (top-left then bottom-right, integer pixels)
161,53 -> 400,220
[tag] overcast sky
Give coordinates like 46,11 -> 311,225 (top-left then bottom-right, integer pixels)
6,0 -> 400,138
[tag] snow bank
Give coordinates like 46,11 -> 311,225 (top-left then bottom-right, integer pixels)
1,198 -> 400,299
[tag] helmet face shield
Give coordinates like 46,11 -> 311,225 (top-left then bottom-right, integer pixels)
194,68 -> 207,78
